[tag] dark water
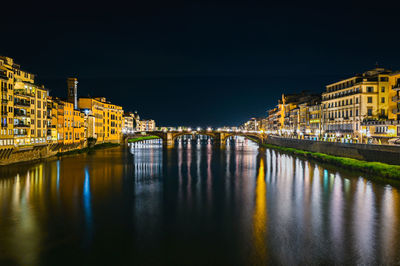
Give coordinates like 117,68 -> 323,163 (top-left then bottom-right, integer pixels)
0,138 -> 400,265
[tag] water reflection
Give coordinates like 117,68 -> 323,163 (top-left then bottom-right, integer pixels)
252,154 -> 267,263
0,139 -> 399,265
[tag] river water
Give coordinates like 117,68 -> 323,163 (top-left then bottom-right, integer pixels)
0,138 -> 399,265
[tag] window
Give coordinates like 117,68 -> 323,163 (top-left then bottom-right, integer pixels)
380,77 -> 388,82
350,99 -> 352,104
381,109 -> 385,115
356,97 -> 359,104
356,109 -> 359,116
367,108 -> 372,116
381,97 -> 385,103
368,97 -> 372,103
367,87 -> 373,93
350,110 -> 352,117
381,87 -> 385,92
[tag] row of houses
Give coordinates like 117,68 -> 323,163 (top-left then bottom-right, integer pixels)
243,67 -> 400,144
0,56 -> 155,150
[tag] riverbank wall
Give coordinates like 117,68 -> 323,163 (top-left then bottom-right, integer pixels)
0,141 -> 120,166
265,136 -> 400,165
0,143 -> 84,166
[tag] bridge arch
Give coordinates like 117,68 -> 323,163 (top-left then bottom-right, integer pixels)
171,131 -> 216,142
124,130 -> 268,148
221,133 -> 266,145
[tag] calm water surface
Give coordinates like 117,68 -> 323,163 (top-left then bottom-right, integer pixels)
0,138 -> 399,265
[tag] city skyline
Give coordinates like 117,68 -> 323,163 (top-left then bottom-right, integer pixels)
2,1 -> 400,126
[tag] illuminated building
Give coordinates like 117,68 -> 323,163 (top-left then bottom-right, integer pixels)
136,119 -> 156,132
0,56 -> 48,147
46,96 -> 59,143
360,71 -> 400,143
123,112 -> 136,134
78,97 -> 123,143
322,67 -> 392,142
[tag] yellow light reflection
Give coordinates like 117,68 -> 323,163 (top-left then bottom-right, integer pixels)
252,156 -> 268,263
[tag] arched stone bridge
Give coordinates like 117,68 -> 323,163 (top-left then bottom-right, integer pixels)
126,130 -> 268,148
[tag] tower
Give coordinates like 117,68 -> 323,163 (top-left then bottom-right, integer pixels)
67,77 -> 78,109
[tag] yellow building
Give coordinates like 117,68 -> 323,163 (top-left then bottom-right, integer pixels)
79,97 -> 123,143
360,72 -> 400,143
46,96 -> 58,144
0,57 -> 15,147
54,98 -> 85,147
388,72 -> 400,121
0,56 -> 48,147
322,67 -> 392,142
308,103 -> 322,139
136,119 -> 156,132
278,92 -> 320,137
73,109 -> 85,146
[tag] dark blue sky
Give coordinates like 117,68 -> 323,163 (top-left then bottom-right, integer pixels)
2,1 -> 400,127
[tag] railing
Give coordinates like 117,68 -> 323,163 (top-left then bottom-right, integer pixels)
14,91 -> 34,97
323,90 -> 360,101
14,123 -> 30,128
14,111 -> 28,117
14,101 -> 30,107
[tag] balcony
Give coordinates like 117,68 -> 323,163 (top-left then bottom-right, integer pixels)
14,123 -> 31,128
14,111 -> 28,117
14,101 -> 30,107
392,95 -> 400,102
14,91 -> 34,98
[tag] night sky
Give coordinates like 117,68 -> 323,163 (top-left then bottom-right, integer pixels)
2,1 -> 400,127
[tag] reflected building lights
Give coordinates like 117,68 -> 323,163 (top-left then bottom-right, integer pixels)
252,156 -> 267,263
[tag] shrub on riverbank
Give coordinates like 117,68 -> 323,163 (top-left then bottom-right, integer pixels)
127,136 -> 159,143
261,143 -> 400,180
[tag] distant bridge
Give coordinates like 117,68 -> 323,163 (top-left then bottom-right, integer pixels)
125,130 -> 269,148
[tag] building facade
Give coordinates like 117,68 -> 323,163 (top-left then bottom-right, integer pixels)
136,119 -> 156,131
79,97 -> 123,143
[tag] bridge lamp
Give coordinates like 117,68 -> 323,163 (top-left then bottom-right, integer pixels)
188,127 -> 192,132
207,127 -> 212,132
197,127 -> 201,131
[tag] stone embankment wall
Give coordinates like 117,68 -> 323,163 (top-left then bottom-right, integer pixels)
265,136 -> 400,165
0,143 -> 83,166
